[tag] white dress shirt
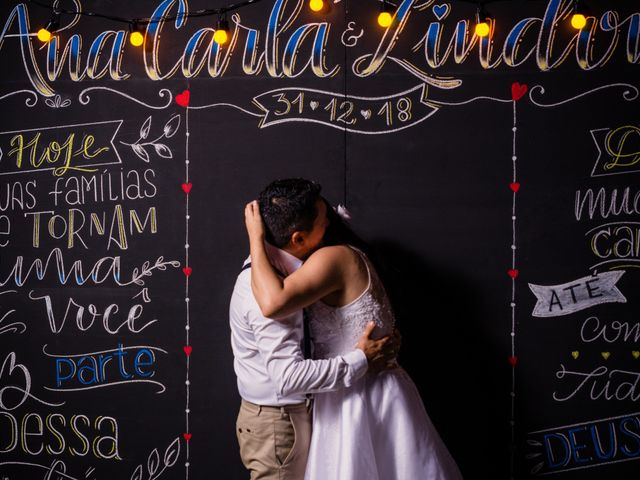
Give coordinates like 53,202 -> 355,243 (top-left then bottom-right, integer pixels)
230,244 -> 367,406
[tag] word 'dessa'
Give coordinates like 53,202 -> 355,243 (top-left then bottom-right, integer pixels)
528,271 -> 626,317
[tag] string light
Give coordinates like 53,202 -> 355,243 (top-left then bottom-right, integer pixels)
309,0 -> 324,13
27,0 -> 541,43
571,0 -> 587,29
129,22 -> 144,47
377,0 -> 393,28
475,3 -> 491,38
36,9 -> 59,43
213,16 -> 229,45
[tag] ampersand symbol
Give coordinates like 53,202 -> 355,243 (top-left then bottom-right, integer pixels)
341,21 -> 364,48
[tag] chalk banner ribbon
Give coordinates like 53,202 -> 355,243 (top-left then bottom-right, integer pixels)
528,271 -> 626,318
252,84 -> 440,134
0,120 -> 123,176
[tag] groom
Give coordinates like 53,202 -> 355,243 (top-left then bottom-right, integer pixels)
230,179 -> 396,480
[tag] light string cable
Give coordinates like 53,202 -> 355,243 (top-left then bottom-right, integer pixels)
27,0 -> 266,30
26,0 -> 519,31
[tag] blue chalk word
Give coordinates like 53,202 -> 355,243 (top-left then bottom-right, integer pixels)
528,412 -> 640,474
54,343 -> 156,388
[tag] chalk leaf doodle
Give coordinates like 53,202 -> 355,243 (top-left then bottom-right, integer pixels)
589,125 -> 640,177
44,94 -> 71,108
528,271 -> 626,317
120,115 -> 180,162
130,437 -> 181,480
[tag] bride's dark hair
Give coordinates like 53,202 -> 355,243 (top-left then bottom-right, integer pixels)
321,200 -> 398,311
321,200 -> 370,253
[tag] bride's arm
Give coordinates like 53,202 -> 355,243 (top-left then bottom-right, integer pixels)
245,201 -> 344,319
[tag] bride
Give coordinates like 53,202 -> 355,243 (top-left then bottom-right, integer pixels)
245,179 -> 463,480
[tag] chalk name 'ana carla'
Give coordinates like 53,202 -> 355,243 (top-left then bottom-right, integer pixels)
1,0 -> 639,96
0,411 -> 121,459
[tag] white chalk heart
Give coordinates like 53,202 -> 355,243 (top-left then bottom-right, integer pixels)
310,101 -> 319,110
360,109 -> 371,119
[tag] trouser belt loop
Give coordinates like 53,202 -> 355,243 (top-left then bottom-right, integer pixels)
257,405 -> 262,415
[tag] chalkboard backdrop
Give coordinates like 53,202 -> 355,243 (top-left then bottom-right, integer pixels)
0,0 -> 639,479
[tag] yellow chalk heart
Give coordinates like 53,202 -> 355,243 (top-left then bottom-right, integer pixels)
571,351 -> 579,359
601,352 -> 610,360
632,351 -> 640,359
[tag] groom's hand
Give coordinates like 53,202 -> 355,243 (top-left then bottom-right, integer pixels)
356,322 -> 399,372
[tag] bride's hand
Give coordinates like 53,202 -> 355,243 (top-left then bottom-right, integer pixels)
245,200 -> 265,241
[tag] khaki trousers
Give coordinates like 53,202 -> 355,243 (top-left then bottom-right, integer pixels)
236,399 -> 312,480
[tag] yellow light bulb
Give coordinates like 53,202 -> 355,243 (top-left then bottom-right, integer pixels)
378,11 -> 393,28
309,0 -> 324,12
571,13 -> 587,29
130,31 -> 144,47
213,29 -> 228,45
37,28 -> 52,42
475,21 -> 490,37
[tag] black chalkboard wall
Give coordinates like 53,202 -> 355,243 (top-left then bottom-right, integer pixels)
1,0 -> 639,479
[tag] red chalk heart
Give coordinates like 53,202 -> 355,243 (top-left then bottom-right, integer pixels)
510,182 -> 520,193
176,90 -> 190,107
182,183 -> 192,194
511,82 -> 528,101
183,345 -> 192,356
507,269 -> 519,279
183,266 -> 192,277
183,433 -> 192,441
508,355 -> 518,366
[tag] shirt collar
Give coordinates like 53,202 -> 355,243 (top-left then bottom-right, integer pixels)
265,242 -> 303,275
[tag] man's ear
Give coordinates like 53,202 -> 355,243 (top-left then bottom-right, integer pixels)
290,231 -> 305,245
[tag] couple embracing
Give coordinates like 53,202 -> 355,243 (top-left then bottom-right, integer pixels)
230,178 -> 462,479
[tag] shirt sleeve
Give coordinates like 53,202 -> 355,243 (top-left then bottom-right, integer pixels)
247,302 -> 368,399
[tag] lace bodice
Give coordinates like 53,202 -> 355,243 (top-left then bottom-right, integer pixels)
306,247 -> 395,359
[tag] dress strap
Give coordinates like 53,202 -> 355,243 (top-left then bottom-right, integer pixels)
347,245 -> 372,293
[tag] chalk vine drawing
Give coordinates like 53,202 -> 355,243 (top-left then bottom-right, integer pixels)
130,437 -> 182,480
120,114 -> 181,162
44,94 -> 71,108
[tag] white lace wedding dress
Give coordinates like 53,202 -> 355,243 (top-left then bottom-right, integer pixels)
304,247 -> 463,480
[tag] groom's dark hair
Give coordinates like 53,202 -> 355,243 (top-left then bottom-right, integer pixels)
258,178 -> 322,248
